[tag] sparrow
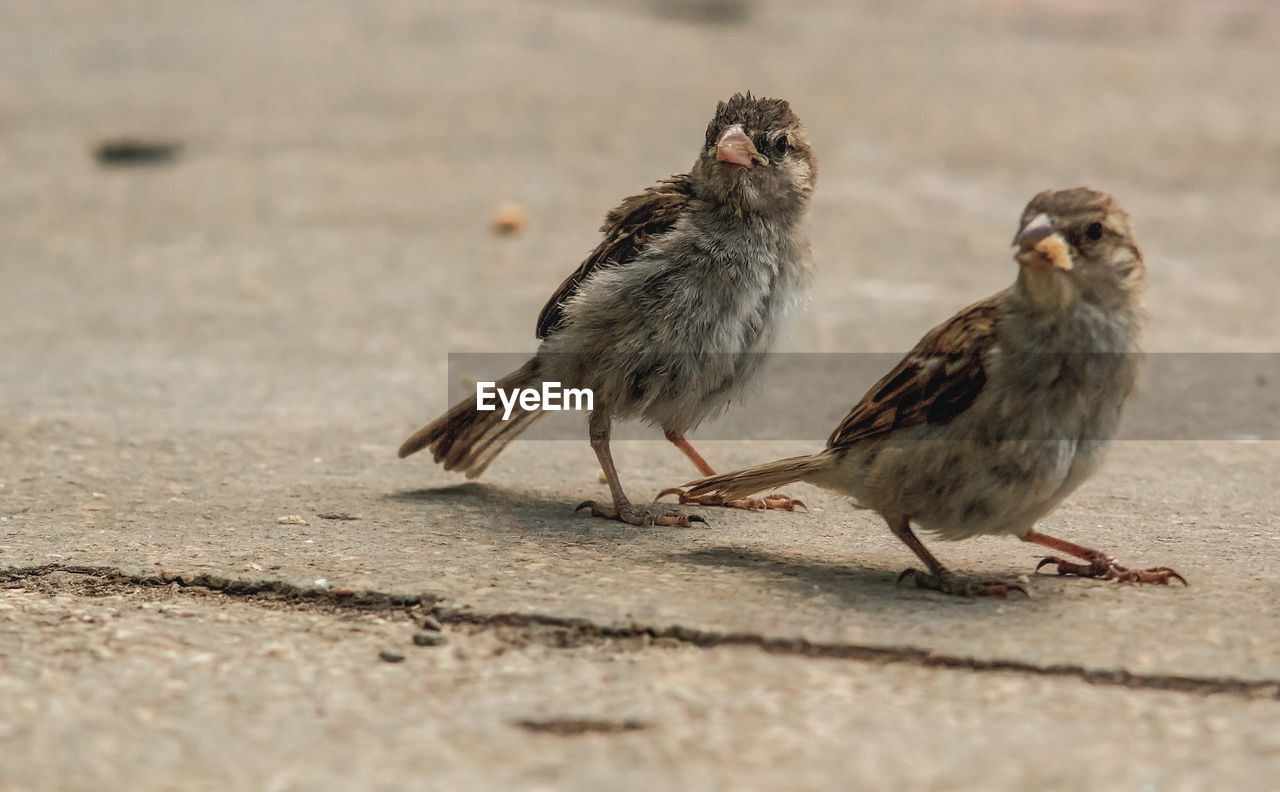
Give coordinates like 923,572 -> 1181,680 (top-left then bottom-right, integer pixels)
398,93 -> 818,526
674,187 -> 1187,596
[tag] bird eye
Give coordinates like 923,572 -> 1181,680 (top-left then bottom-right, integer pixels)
773,135 -> 789,157
1085,222 -> 1104,241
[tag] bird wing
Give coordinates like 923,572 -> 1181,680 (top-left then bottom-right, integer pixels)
535,173 -> 694,339
827,293 -> 1004,449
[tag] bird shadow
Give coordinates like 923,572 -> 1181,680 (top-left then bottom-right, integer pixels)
387,484 -> 1040,609
386,482 -> 623,539
669,545 -> 1035,612
390,482 -> 555,509
388,482 -> 570,518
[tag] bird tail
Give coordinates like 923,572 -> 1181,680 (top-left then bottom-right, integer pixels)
397,358 -> 544,478
682,453 -> 830,503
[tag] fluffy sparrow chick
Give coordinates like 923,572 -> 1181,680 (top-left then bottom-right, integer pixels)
678,188 -> 1187,595
399,93 -> 818,526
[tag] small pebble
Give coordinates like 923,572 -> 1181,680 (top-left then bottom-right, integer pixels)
492,203 -> 526,235
94,139 -> 182,167
277,515 -> 308,525
413,630 -> 448,647
378,649 -> 406,663
421,614 -> 443,631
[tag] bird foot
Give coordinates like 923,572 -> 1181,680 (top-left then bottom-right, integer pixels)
656,488 -> 805,512
575,500 -> 705,528
897,568 -> 1027,599
1035,555 -> 1187,585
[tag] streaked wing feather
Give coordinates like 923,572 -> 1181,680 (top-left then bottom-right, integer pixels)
827,294 -> 1003,449
535,174 -> 694,339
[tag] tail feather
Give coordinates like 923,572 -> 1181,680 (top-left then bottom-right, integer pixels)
454,407 -> 542,477
683,453 -> 830,502
397,358 -> 544,478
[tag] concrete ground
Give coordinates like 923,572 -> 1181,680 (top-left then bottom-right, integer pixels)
2,1 -> 1279,790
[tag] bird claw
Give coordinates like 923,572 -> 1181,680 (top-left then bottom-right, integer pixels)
755,493 -> 807,512
656,488 -> 806,512
575,500 -> 705,528
655,486 -> 720,507
1035,556 -> 1187,586
897,568 -> 1028,599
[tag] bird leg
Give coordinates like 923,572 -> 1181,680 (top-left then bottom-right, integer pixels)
664,430 -> 717,477
1022,531 -> 1187,585
577,412 -> 704,528
890,518 -> 1026,598
655,430 -> 806,512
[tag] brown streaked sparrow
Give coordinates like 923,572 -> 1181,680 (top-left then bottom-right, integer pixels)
675,187 -> 1187,596
399,93 -> 818,526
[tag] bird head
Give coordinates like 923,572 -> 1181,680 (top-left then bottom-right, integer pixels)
692,92 -> 817,217
1012,187 -> 1144,315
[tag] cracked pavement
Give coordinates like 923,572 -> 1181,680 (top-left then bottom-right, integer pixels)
3,1 -> 1280,789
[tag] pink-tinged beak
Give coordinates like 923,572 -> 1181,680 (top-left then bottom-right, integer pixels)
715,124 -> 759,168
1014,213 -> 1054,251
1014,212 -> 1073,272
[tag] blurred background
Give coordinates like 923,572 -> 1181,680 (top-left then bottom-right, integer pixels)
2,0 -> 1278,446
2,7 -> 1278,787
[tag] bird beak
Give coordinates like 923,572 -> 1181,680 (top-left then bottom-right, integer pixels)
1014,213 -> 1073,272
715,124 -> 761,168
1014,213 -> 1054,250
